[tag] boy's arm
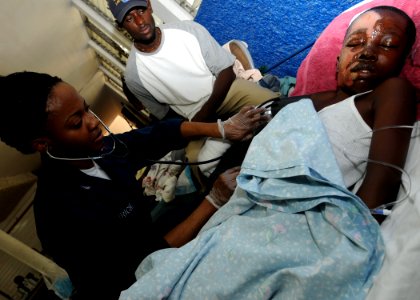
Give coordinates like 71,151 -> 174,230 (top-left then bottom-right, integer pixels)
356,78 -> 416,209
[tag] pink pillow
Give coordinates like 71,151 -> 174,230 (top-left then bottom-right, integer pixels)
291,0 -> 420,110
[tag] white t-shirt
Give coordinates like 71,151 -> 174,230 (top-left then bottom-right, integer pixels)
80,161 -> 111,180
134,27 -> 215,119
124,21 -> 235,120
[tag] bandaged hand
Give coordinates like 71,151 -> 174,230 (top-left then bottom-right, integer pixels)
219,106 -> 268,141
205,166 -> 241,209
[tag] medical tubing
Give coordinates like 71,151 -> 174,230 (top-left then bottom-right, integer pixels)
256,97 -> 281,109
363,158 -> 412,210
146,155 -> 223,166
370,208 -> 392,216
339,124 -> 418,213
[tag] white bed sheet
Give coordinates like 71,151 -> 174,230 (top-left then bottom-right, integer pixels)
366,122 -> 420,300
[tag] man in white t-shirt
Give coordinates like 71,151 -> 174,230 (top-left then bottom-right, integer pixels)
108,0 -> 276,178
108,0 -> 277,122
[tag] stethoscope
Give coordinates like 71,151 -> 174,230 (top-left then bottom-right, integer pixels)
45,109 -> 123,161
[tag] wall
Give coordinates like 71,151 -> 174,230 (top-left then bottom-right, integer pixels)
0,2 -> 103,297
0,0 -> 100,177
195,0 -> 364,78
153,0 -> 194,23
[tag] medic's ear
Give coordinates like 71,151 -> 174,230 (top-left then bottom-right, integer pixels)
32,138 -> 50,153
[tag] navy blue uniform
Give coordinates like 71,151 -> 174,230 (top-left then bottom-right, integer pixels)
34,119 -> 187,300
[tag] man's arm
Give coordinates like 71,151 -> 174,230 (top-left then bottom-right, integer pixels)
191,66 -> 236,122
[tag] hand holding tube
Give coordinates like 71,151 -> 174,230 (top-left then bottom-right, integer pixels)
206,166 -> 241,209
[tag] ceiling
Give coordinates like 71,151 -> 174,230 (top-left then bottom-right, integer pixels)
70,0 -> 201,99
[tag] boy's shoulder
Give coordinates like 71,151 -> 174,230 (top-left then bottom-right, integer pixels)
370,77 -> 415,102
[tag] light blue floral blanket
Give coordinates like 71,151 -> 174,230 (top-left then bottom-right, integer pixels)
120,99 -> 384,300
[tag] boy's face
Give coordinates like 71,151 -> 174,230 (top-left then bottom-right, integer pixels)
337,10 -> 410,94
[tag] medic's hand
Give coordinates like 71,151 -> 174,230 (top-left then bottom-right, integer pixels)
205,166 -> 241,209
221,106 -> 269,141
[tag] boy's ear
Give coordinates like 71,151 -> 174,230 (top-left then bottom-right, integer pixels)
335,56 -> 340,79
336,56 -> 340,72
32,138 -> 50,153
407,52 -> 414,66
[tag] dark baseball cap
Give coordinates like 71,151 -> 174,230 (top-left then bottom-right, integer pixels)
107,0 -> 147,23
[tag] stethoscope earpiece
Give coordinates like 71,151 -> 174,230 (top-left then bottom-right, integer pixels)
45,110 -> 122,161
